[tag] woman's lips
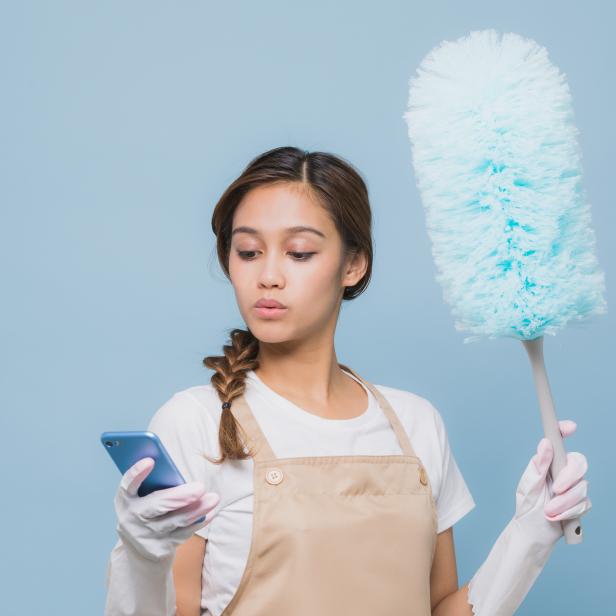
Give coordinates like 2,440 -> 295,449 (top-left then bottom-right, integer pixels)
253,306 -> 288,319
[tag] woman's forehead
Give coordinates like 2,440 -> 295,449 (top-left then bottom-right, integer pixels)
233,185 -> 333,238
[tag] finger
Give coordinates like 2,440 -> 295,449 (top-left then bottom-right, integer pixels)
545,497 -> 592,522
558,419 -> 577,438
145,492 -> 221,533
138,482 -> 207,519
167,512 -> 215,542
517,439 -> 553,516
552,452 -> 588,494
121,457 -> 155,497
533,420 -> 578,474
545,479 -> 588,517
179,492 -> 220,526
532,438 -> 553,474
172,491 -> 221,518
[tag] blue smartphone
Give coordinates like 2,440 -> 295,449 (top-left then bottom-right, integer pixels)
101,430 -> 206,522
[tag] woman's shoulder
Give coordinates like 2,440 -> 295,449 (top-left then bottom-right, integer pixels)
372,381 -> 439,421
371,381 -> 449,447
148,382 -> 223,433
177,382 -> 223,413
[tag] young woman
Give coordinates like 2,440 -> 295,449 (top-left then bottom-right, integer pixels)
105,146 -> 591,616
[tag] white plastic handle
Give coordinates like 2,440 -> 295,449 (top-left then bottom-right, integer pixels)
522,336 -> 583,545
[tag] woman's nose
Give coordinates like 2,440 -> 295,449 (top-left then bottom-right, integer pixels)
258,256 -> 286,285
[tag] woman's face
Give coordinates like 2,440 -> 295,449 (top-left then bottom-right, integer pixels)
228,182 -> 366,344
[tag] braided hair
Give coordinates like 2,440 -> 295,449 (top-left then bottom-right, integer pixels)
201,328 -> 259,463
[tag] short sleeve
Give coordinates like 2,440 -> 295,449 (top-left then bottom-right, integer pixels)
146,390 -> 218,540
430,403 -> 476,533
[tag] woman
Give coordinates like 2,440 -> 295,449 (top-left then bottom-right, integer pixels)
105,146 -> 591,616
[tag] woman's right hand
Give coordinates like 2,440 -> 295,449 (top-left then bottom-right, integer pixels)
114,457 -> 220,563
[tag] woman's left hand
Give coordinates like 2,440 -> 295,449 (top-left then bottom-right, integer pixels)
514,419 -> 592,545
467,420 -> 592,615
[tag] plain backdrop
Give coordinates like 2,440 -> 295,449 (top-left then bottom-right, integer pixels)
1,1 -> 613,614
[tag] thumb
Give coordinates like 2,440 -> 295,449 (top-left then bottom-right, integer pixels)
121,457 -> 155,497
516,439 -> 553,517
532,438 -> 554,476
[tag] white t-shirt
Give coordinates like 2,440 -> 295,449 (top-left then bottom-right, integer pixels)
147,368 -> 476,616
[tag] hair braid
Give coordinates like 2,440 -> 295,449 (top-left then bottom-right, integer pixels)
202,327 -> 260,464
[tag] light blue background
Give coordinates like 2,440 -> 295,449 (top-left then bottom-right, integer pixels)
2,1 -> 613,614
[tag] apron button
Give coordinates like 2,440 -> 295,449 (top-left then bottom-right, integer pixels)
419,466 -> 428,486
265,468 -> 284,485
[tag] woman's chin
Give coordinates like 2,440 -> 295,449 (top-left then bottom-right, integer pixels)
247,321 -> 293,344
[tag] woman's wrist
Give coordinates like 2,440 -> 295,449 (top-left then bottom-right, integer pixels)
105,538 -> 177,616
466,516 -> 557,616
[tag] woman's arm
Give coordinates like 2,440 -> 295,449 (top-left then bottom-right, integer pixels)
433,420 -> 591,616
173,536 -> 207,616
433,584 -> 474,616
430,527 -> 474,615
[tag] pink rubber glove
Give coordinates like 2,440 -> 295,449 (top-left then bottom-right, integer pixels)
105,457 -> 220,616
518,419 -> 591,548
114,456 -> 220,562
467,419 -> 592,616
538,420 -> 591,526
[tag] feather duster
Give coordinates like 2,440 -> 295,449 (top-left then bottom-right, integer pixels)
403,29 -> 607,543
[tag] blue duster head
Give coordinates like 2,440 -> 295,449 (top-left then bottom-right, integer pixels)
402,29 -> 607,343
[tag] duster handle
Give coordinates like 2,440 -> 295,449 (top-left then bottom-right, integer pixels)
521,336 -> 583,544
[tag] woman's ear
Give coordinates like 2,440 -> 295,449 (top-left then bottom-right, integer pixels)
341,249 -> 368,288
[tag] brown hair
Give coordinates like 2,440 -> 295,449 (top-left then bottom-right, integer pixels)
202,146 -> 373,464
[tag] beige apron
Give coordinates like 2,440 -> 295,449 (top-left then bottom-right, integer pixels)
220,363 -> 437,616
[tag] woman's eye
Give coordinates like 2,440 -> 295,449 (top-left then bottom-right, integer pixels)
237,251 -> 258,260
236,251 -> 315,261
288,252 -> 316,261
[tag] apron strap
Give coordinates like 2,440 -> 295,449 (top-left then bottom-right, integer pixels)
229,364 -> 417,461
338,363 -> 417,458
228,393 -> 277,460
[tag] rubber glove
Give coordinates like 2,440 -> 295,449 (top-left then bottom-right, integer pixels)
104,457 -> 220,616
467,419 -> 591,616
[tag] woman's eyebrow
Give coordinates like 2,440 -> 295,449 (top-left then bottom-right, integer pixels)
231,225 -> 326,239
